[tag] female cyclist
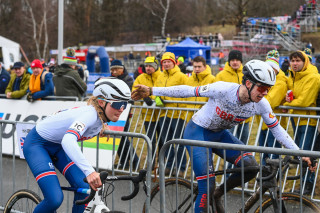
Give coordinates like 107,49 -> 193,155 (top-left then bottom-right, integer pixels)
23,77 -> 131,213
132,60 -> 315,213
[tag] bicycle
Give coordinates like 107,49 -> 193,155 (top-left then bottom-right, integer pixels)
4,170 -> 147,213
143,156 -> 320,212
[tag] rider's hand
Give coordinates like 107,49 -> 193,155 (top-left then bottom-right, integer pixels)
302,157 -> 317,172
99,123 -> 110,141
87,171 -> 102,191
131,85 -> 151,100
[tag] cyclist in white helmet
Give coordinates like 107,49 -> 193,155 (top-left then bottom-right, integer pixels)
23,77 -> 131,213
132,60 -> 315,213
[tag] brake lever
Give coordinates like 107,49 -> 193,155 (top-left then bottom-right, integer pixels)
143,180 -> 148,195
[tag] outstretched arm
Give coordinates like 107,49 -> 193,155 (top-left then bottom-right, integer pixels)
132,84 -> 195,100
132,83 -> 220,100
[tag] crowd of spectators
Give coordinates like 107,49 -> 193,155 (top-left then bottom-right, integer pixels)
2,46 -> 320,195
0,47 -> 88,101
130,49 -> 320,193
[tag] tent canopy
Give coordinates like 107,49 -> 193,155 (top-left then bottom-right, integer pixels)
166,37 -> 211,64
0,36 -> 20,69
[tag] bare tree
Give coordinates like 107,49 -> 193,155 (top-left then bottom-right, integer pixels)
24,0 -> 49,59
143,0 -> 171,37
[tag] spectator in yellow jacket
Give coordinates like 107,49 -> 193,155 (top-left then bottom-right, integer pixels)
154,52 -> 188,176
258,51 -> 288,164
185,56 -> 215,122
132,56 -> 163,168
285,50 -> 320,195
215,50 -> 251,144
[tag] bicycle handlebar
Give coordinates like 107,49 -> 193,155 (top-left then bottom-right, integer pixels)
75,170 -> 147,205
256,156 -> 317,182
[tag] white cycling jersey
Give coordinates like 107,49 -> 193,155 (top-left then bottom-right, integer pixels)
36,105 -> 102,176
153,81 -> 299,150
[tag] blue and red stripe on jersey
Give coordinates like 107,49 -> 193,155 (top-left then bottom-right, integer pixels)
66,129 -> 81,140
266,120 -> 279,129
234,115 -> 248,122
194,86 -> 201,97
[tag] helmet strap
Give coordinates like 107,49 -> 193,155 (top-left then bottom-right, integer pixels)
245,80 -> 255,102
99,104 -> 111,122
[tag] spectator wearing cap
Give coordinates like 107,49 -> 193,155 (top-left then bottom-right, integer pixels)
154,51 -> 188,176
26,59 -> 54,102
132,56 -> 163,169
216,49 -> 251,144
0,62 -> 10,94
5,62 -> 30,99
53,47 -> 87,100
258,50 -> 288,164
110,59 -> 133,89
111,59 -> 139,170
177,56 -> 187,74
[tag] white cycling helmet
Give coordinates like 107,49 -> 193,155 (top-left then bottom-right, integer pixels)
93,77 -> 131,101
243,60 -> 276,86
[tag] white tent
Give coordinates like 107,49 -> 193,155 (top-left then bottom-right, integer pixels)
0,36 -> 21,70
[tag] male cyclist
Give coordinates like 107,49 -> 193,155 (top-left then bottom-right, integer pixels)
132,60 -> 315,213
23,77 -> 131,213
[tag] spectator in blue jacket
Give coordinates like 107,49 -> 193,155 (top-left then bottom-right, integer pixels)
0,62 -> 10,94
26,59 -> 54,102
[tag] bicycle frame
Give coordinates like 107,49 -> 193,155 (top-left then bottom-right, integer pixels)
84,188 -> 110,213
61,186 -> 110,213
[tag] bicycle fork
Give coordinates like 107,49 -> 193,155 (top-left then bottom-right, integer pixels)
84,188 -> 110,213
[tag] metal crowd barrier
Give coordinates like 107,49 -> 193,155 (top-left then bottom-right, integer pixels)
122,101 -> 320,196
0,120 -> 152,213
158,139 -> 320,212
0,94 -> 80,101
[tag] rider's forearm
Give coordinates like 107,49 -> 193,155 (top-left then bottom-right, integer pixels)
152,85 -> 195,98
270,125 -> 299,150
61,134 -> 95,176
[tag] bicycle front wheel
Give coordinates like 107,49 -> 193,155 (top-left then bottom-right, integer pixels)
4,189 -> 42,213
143,178 -> 197,213
254,192 -> 320,213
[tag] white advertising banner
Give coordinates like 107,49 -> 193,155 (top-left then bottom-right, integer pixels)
0,99 -> 130,170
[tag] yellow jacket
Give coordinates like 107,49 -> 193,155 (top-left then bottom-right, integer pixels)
154,65 -> 188,119
132,69 -> 162,122
215,62 -> 251,123
215,62 -> 243,84
185,65 -> 215,121
284,51 -> 320,126
257,70 -> 288,130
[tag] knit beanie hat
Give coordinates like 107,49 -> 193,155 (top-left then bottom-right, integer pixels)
228,50 -> 242,63
110,59 -> 124,69
144,56 -> 159,70
161,52 -> 176,65
266,50 -> 280,61
266,57 -> 280,72
30,59 -> 43,69
63,47 -> 77,66
304,48 -> 312,61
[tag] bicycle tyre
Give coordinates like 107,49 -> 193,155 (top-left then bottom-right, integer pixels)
4,189 -> 42,213
254,192 -> 320,213
142,178 -> 197,213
